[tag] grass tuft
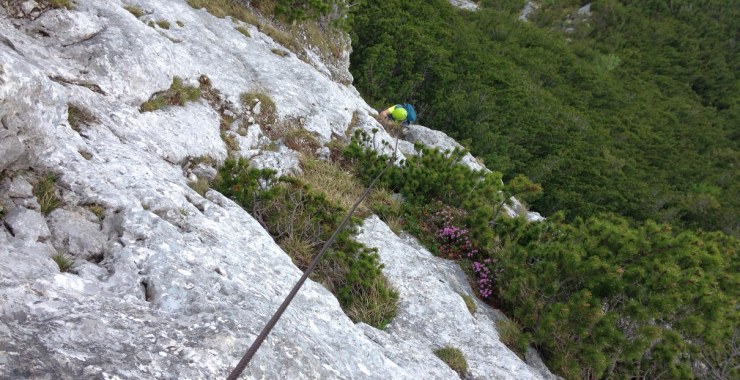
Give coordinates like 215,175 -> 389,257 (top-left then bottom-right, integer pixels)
88,204 -> 105,221
156,20 -> 170,29
140,77 -> 201,112
271,48 -> 289,57
50,0 -> 73,9
67,104 -> 96,131
188,178 -> 210,196
33,174 -> 60,215
176,20 -> 185,27
495,318 -> 528,359
434,346 -> 468,378
240,91 -> 277,126
52,253 -> 74,272
235,26 -> 250,37
300,157 -> 371,217
221,132 -> 240,153
123,4 -> 145,18
461,293 -> 477,315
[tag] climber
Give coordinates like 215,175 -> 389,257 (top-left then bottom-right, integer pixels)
379,103 -> 416,127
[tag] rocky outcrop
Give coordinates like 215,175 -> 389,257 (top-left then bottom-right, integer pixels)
449,0 -> 479,11
0,1 -> 549,378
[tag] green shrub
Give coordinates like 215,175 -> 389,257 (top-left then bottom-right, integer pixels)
434,346 -> 468,378
213,158 -> 398,328
52,253 -> 73,272
33,174 -> 60,215
140,77 -> 201,112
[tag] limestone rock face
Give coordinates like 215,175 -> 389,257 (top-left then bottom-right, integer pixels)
0,1 -> 552,379
449,0 -> 479,11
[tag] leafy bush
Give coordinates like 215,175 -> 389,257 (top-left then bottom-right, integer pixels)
33,174 -> 60,215
140,77 -> 201,112
213,158 -> 398,328
341,130 -> 738,378
433,346 -> 468,378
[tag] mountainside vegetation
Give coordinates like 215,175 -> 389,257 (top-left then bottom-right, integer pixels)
349,0 -> 738,237
346,1 -> 738,379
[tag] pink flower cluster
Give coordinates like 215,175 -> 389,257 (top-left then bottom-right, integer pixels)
434,206 -> 494,299
472,259 -> 494,299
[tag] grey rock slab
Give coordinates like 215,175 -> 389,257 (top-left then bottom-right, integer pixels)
250,146 -> 301,177
47,208 -> 106,261
404,124 -> 487,172
357,216 -> 545,380
28,8 -> 105,47
0,176 -> 34,198
3,207 -> 50,241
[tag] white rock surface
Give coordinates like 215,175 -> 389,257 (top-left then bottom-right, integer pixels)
449,0 -> 479,11
0,0 -> 552,378
357,216 -> 551,380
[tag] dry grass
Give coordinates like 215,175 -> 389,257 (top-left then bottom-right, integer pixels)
235,26 -> 250,37
346,276 -> 399,330
88,204 -> 105,221
188,178 -> 210,196
140,77 -> 201,112
156,20 -> 171,29
221,132 -> 240,153
67,104 -> 96,131
284,128 -> 320,156
279,235 -> 316,269
49,0 -> 72,9
271,48 -> 289,57
123,4 -> 145,18
299,157 -> 371,217
241,91 -> 277,127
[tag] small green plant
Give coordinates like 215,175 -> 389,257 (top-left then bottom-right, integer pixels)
176,20 -> 184,27
33,174 -> 60,215
240,91 -> 277,126
235,26 -> 250,37
52,253 -> 73,272
189,155 -> 216,166
123,4 -> 145,18
67,104 -> 96,131
0,200 -> 6,218
495,318 -> 527,359
460,293 -> 477,315
156,20 -> 171,29
147,20 -> 155,28
88,204 -> 105,221
188,177 -> 210,196
140,77 -> 201,112
434,346 -> 468,378
271,48 -> 289,57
